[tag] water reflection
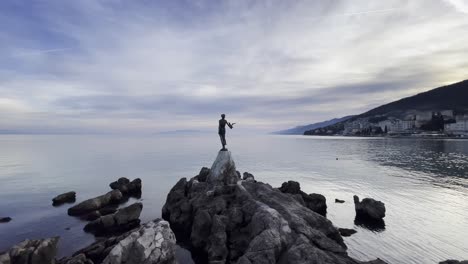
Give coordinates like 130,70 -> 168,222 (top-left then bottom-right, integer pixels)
354,216 -> 386,232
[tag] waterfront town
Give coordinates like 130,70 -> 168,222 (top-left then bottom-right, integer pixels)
342,110 -> 468,137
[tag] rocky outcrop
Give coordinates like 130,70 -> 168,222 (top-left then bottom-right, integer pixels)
338,228 -> 357,237
52,191 -> 76,206
68,190 -> 123,216
0,237 -> 59,264
109,178 -> 142,197
242,172 -> 255,182
206,151 -> 240,185
58,219 -> 176,264
102,220 -> 177,264
83,206 -> 118,221
353,195 -> 386,220
84,203 -> 142,235
278,180 -> 327,216
0,217 -> 12,223
162,150 -> 362,264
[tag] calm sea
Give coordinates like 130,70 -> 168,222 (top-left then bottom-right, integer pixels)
0,134 -> 467,263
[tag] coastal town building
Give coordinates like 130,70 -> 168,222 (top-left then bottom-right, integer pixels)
445,119 -> 468,135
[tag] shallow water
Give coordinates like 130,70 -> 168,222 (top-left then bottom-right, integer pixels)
0,134 -> 467,263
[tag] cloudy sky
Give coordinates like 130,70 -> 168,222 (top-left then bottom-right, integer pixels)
1,0 -> 467,134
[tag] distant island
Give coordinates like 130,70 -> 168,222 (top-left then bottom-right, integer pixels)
285,80 -> 468,138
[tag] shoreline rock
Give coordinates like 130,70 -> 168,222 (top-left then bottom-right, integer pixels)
0,217 -> 12,223
163,150 -> 361,264
84,202 -> 143,235
353,195 -> 386,220
278,180 -> 327,216
52,191 -> 76,206
68,190 -> 123,216
0,237 -> 59,264
109,177 -> 142,197
338,228 -> 357,237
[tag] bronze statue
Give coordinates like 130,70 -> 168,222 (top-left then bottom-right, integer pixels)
218,114 -> 235,151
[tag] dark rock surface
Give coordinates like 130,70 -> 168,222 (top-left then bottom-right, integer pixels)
353,195 -> 386,220
82,206 -> 118,221
439,260 -> 468,264
361,259 -> 388,264
109,178 -> 142,197
335,199 -> 345,203
0,217 -> 12,223
278,180 -> 327,216
0,237 -> 59,264
58,219 -> 176,264
68,190 -> 123,216
242,172 -> 255,182
338,228 -> 357,237
84,203 -> 142,235
163,150 -> 365,264
52,191 -> 76,206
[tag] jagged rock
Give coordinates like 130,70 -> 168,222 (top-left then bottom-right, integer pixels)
278,180 -> 327,216
353,195 -> 386,220
52,191 -> 76,206
84,203 -> 142,235
197,167 -> 211,182
206,151 -> 240,185
109,178 -> 142,196
59,219 -> 175,264
0,217 -> 12,223
0,237 -> 59,264
102,220 -> 177,264
163,151 -> 361,264
68,190 -> 123,216
338,228 -> 357,237
439,261 -> 468,264
82,206 -> 119,221
242,172 -> 255,181
335,199 -> 345,203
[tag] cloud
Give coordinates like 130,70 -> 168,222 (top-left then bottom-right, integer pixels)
0,0 -> 467,133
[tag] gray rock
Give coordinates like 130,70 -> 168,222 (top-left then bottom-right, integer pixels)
102,219 -> 177,264
278,180 -> 327,216
197,167 -> 210,182
59,219 -> 175,264
242,172 -> 255,181
338,228 -> 357,237
0,217 -> 12,223
84,203 -> 142,235
335,199 -> 345,203
206,151 -> 240,185
439,260 -> 468,264
163,152 -> 362,264
109,178 -> 142,196
0,237 -> 59,264
52,191 -> 76,206
353,195 -> 386,220
68,190 -> 123,216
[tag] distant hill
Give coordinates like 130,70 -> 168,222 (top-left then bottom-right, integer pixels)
358,79 -> 468,118
304,79 -> 468,135
274,115 -> 354,135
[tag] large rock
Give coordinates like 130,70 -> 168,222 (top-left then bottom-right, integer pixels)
353,195 -> 386,220
102,220 -> 177,264
109,178 -> 142,197
68,190 -> 123,216
206,151 -> 240,185
58,219 -> 176,264
162,152 -> 363,264
278,180 -> 327,216
84,203 -> 143,235
0,237 -> 59,264
52,191 -> 76,206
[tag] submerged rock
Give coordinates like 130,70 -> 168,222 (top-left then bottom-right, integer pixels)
0,237 -> 59,264
278,180 -> 327,216
353,195 -> 386,220
109,178 -> 142,197
0,217 -> 12,223
68,190 -> 123,216
439,260 -> 468,264
59,219 -> 176,264
52,191 -> 76,206
338,228 -> 357,237
163,150 -> 360,264
84,203 -> 142,235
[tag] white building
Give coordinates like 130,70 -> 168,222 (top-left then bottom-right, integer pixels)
445,120 -> 468,134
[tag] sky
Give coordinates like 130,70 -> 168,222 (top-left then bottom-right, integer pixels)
0,0 -> 467,134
